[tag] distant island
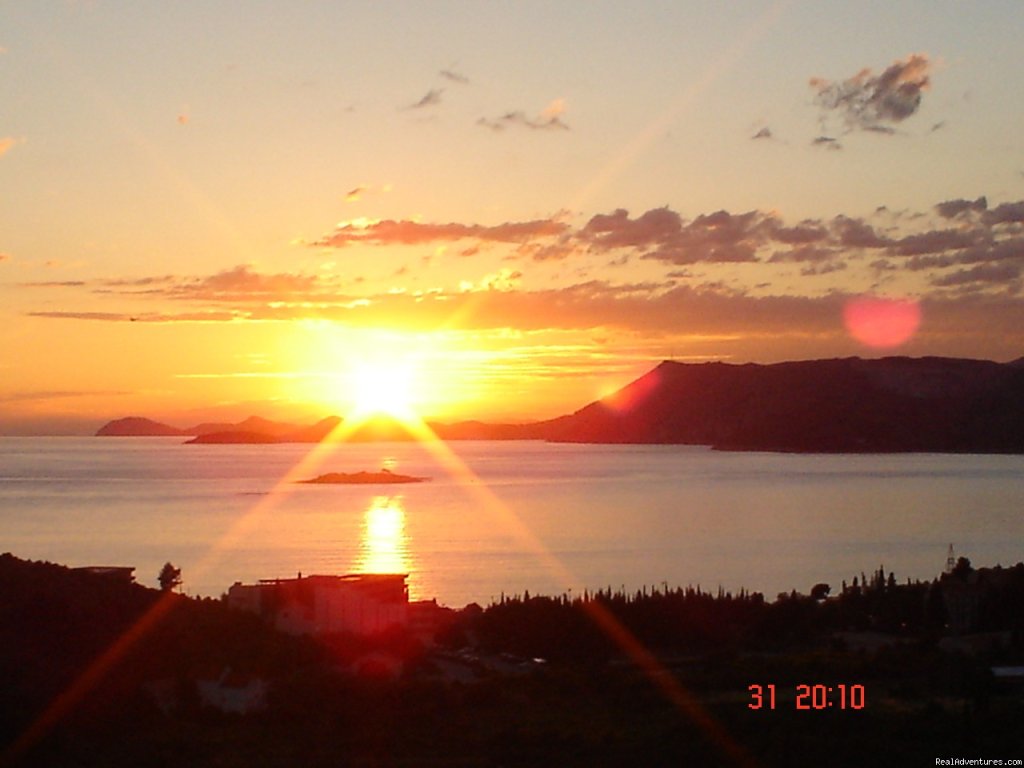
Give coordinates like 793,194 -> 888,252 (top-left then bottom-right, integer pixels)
96,416 -> 188,437
96,354 -> 1024,453
299,469 -> 429,485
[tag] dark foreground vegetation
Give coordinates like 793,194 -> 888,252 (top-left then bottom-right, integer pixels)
2,552 -> 1023,767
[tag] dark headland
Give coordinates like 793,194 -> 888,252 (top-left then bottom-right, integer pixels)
96,355 -> 1024,453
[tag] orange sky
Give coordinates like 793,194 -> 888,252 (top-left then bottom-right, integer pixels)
2,3 -> 1024,433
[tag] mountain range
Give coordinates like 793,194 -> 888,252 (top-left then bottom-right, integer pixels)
96,355 -> 1024,453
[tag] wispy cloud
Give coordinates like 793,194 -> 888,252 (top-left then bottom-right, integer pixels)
406,88 -> 444,110
931,262 -> 1021,289
21,280 -> 88,288
478,98 -> 570,132
439,68 -> 470,85
24,196 -> 1024,355
344,183 -> 392,203
28,310 -> 242,323
811,53 -> 932,134
315,217 -> 569,247
0,389 -> 131,403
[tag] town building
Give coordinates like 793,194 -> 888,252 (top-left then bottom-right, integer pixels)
227,573 -> 410,636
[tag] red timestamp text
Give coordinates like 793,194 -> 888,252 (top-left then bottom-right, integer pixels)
747,683 -> 866,711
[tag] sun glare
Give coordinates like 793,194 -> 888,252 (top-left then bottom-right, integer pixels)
356,496 -> 409,574
347,359 -> 419,421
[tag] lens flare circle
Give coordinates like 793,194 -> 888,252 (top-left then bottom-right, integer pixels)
843,297 -> 921,349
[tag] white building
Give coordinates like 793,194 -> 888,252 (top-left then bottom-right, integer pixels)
227,573 -> 409,636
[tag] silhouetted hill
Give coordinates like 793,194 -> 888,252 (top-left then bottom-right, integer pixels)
430,419 -> 539,441
97,355 -> 1024,451
95,417 -> 186,437
185,430 -> 283,444
186,415 -> 344,444
287,415 -> 342,442
187,415 -> 299,437
532,356 -> 1024,452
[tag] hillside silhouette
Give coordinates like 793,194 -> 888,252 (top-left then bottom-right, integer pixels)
97,355 -> 1024,452
531,356 -> 1024,452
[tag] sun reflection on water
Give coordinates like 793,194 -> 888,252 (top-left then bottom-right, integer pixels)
355,496 -> 410,575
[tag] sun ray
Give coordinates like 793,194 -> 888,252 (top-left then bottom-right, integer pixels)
10,360 -> 753,768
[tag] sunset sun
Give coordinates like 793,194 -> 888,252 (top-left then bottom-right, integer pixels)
346,359 -> 420,421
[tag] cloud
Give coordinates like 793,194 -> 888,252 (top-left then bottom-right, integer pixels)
24,196 -> 1024,361
439,69 -> 470,85
183,264 -> 318,292
407,88 -> 444,110
751,127 -> 772,140
931,262 -> 1021,289
22,280 -> 88,288
767,220 -> 829,245
310,197 -> 1023,279
893,228 -> 984,256
37,266 -> 347,306
935,196 -> 988,219
28,310 -> 242,323
316,217 -> 569,248
580,208 -> 767,265
768,245 -> 839,264
24,276 -> 1023,347
984,201 -> 1024,226
28,311 -> 141,322
811,53 -> 931,133
581,207 -> 684,249
515,241 -> 581,262
811,136 -> 842,150
478,99 -> 570,132
830,215 -> 891,248
0,389 -> 131,404
343,183 -> 392,203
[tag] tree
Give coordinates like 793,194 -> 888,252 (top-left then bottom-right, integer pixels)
952,556 -> 973,580
810,583 -> 831,601
158,562 -> 182,592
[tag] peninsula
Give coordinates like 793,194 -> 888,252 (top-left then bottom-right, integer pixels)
95,354 -> 1024,453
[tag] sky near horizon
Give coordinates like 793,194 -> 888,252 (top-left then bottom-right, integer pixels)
2,1 -> 1024,433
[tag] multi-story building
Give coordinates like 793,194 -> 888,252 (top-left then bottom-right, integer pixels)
228,573 -> 409,636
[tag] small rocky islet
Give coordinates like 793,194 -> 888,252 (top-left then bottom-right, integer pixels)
299,469 -> 429,485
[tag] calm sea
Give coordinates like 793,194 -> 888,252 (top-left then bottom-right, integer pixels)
1,437 -> 1022,608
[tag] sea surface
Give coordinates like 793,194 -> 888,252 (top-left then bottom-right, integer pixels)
1,437 -> 1022,608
